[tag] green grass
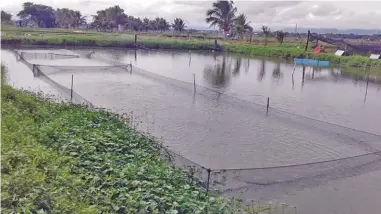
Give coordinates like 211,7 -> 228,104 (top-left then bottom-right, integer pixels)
3,80 -> 255,213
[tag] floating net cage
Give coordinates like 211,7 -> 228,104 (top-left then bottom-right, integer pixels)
10,49 -> 381,199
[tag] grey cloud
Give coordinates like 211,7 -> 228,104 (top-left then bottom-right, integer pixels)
1,0 -> 381,30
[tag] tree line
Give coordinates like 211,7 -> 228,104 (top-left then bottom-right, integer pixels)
1,1 -> 287,42
1,2 -> 185,32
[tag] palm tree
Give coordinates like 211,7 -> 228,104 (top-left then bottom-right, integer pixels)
158,18 -> 169,32
172,18 -> 186,32
206,0 -> 237,37
233,13 -> 252,40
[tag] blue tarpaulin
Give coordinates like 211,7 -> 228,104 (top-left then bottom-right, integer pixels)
293,58 -> 330,66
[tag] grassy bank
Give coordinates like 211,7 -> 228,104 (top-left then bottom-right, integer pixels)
2,81 -> 252,213
2,25 -> 381,76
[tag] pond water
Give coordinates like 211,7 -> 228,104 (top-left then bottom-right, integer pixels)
2,47 -> 381,214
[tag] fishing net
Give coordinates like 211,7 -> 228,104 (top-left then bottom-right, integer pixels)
10,49 -> 381,198
85,53 -> 381,194
210,151 -> 381,194
310,33 -> 381,54
11,50 -> 94,108
16,50 -> 81,60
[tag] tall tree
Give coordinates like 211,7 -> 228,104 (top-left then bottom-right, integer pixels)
17,2 -> 55,28
1,11 -> 12,23
55,9 -> 86,28
90,5 -> 126,31
261,25 -> 271,45
232,13 -> 252,40
276,31 -> 286,45
206,0 -> 237,36
157,17 -> 169,32
172,18 -> 186,32
142,18 -> 150,31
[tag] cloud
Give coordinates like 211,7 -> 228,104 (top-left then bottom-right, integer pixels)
1,0 -> 380,30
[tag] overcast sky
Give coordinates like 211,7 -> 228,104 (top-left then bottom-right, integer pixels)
1,1 -> 380,30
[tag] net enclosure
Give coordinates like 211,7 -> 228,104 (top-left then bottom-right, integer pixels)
10,49 -> 381,200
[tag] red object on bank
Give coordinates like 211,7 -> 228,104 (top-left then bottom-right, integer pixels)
313,44 -> 321,53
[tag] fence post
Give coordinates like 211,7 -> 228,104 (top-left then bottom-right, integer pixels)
134,34 -> 137,47
305,30 -> 310,51
206,168 -> 211,193
266,97 -> 270,114
302,65 -> 306,84
70,74 -> 74,103
193,73 -> 196,90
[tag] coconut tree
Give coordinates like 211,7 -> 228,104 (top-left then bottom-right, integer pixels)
206,0 -> 237,37
233,13 -> 252,40
172,18 -> 186,32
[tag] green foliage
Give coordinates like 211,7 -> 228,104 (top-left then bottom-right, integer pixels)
206,0 -> 237,33
1,10 -> 12,23
1,64 -> 7,83
172,18 -> 186,32
1,84 -> 249,213
276,31 -> 286,45
55,8 -> 86,28
91,5 -> 127,31
261,25 -> 271,45
17,2 -> 56,28
232,14 -> 252,39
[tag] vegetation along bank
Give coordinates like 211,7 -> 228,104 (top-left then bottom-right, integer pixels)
2,64 -> 281,213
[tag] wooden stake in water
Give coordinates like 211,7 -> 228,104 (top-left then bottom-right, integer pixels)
193,73 -> 196,90
305,30 -> 310,51
266,97 -> 270,114
70,74 -> 74,103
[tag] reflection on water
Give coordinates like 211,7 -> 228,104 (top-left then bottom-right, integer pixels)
258,59 -> 266,82
232,57 -> 241,76
272,62 -> 282,80
93,48 -> 380,135
203,55 -> 231,88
